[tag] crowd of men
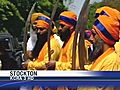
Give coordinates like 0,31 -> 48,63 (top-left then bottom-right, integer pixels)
0,5 -> 120,90
20,6 -> 120,90
24,6 -> 120,71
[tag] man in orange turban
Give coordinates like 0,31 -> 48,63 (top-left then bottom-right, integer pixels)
89,7 -> 120,71
27,13 -> 45,59
46,11 -> 93,70
78,7 -> 120,90
78,6 -> 120,90
25,13 -> 61,70
27,13 -> 59,60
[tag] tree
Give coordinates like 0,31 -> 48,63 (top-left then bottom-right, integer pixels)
9,0 -> 35,20
8,0 -> 66,35
9,0 -> 66,23
103,0 -> 120,11
1,0 -> 66,37
87,0 -> 120,29
0,0 -> 24,37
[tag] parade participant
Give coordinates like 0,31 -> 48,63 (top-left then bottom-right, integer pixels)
27,13 -> 45,59
27,13 -> 62,60
85,6 -> 120,70
46,11 -> 93,70
27,13 -> 61,70
89,7 -> 120,71
78,7 -> 120,90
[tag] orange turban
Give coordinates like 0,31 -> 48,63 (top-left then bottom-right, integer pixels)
93,14 -> 120,45
95,6 -> 120,21
34,20 -> 50,29
33,14 -> 51,29
31,13 -> 44,23
59,11 -> 77,27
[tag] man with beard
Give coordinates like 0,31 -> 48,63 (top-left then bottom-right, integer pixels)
26,14 -> 61,70
77,6 -> 120,90
88,7 -> 120,71
46,11 -> 93,70
27,13 -> 45,60
27,13 -> 59,60
84,6 -> 120,71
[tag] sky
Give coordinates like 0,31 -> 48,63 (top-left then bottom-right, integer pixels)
63,0 -> 103,17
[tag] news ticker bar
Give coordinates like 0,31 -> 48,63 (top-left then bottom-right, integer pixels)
0,70 -> 120,77
0,81 -> 120,87
0,71 -> 120,81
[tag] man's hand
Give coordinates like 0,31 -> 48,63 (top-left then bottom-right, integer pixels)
27,51 -> 33,60
46,61 -> 56,70
22,59 -> 31,69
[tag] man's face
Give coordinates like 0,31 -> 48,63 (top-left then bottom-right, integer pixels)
88,29 -> 104,61
32,23 -> 48,35
36,27 -> 48,35
58,24 -> 71,41
90,29 -> 100,44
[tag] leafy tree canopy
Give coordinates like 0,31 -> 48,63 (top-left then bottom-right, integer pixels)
1,0 -> 119,37
0,0 -> 24,37
87,0 -> 120,29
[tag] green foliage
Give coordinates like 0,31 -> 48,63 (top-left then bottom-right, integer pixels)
35,0 -> 67,21
1,0 -> 119,37
7,0 -> 66,37
103,0 -> 120,11
9,0 -> 66,21
9,0 -> 35,20
87,2 -> 104,29
87,0 -> 120,29
0,0 -> 24,37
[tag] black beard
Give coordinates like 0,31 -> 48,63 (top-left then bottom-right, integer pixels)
37,32 -> 48,40
32,32 -> 48,58
88,40 -> 104,62
58,29 -> 71,42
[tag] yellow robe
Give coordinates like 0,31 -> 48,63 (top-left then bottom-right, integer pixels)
27,35 -> 61,70
56,32 -> 92,70
78,42 -> 120,90
90,47 -> 120,71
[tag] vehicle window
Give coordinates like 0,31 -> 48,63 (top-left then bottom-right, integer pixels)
0,38 -> 10,49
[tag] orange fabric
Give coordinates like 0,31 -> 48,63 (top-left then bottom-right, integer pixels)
31,13 -> 44,23
90,48 -> 114,70
59,11 -> 77,27
94,14 -> 120,45
34,20 -> 50,29
58,32 -> 75,62
95,6 -> 120,45
31,13 -> 51,29
95,6 -> 120,21
37,36 -> 54,62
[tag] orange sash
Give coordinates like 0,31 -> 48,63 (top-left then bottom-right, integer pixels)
37,36 -> 54,62
90,47 -> 114,70
59,32 -> 75,62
